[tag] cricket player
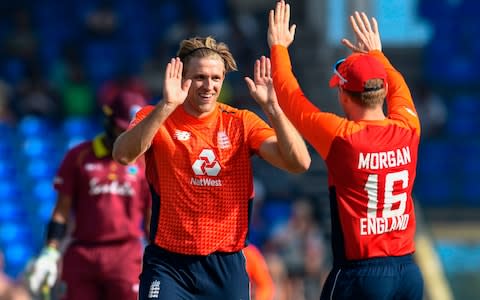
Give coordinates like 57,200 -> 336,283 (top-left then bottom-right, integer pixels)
112,36 -> 311,299
268,2 -> 424,299
27,92 -> 151,300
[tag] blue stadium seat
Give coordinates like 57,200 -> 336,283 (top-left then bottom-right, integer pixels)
3,241 -> 35,278
151,2 -> 182,35
22,137 -> 56,159
417,140 -> 452,176
0,180 -> 20,200
84,41 -> 122,85
0,58 -> 26,85
62,116 -> 97,137
450,94 -> 480,114
26,159 -> 57,180
0,160 -> 16,179
33,179 -> 56,202
0,140 -> 15,161
418,0 -> 458,20
0,198 -> 24,221
446,117 -> 478,137
262,202 -> 292,230
414,175 -> 453,206
65,136 -> 88,151
33,180 -> 57,222
0,221 -> 29,244
18,116 -> 55,137
457,0 -> 480,18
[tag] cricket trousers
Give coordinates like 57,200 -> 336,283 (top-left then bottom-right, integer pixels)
138,244 -> 250,300
320,254 -> 424,300
60,239 -> 143,300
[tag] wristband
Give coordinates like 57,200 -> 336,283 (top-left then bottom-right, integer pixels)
46,220 -> 67,241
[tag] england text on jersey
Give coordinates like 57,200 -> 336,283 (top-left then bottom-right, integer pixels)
359,214 -> 410,236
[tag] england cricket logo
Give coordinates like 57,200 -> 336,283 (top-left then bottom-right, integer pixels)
148,280 -> 160,298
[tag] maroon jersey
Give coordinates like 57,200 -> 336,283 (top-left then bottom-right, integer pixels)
53,135 -> 150,243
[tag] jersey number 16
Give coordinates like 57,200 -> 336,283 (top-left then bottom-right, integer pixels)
364,170 -> 409,218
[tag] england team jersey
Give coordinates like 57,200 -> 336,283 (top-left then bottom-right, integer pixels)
130,103 -> 275,255
271,46 -> 421,264
53,135 -> 151,243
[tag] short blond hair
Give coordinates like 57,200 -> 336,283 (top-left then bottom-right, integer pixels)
177,36 -> 237,74
344,79 -> 386,108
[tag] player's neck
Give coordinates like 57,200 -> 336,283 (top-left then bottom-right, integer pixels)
349,107 -> 386,121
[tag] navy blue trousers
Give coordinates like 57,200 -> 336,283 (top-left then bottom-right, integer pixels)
138,244 -> 250,300
320,254 -> 424,300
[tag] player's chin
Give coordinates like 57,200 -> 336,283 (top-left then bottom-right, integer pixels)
197,100 -> 217,112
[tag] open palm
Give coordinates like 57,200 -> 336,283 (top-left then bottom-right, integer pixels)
163,57 -> 191,107
245,56 -> 277,107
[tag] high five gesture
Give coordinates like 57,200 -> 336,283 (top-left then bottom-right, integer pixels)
268,0 -> 296,49
341,11 -> 382,53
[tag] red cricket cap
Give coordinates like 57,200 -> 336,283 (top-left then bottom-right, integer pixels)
329,53 -> 387,92
103,92 -> 147,129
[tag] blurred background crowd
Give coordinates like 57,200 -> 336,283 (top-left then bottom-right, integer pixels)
0,0 -> 479,299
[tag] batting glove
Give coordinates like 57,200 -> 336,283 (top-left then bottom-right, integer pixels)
26,246 -> 60,294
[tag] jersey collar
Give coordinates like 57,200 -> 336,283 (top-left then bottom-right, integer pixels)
92,134 -> 110,158
179,103 -> 219,125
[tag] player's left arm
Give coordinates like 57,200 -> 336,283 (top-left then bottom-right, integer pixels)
342,11 -> 420,131
245,56 -> 311,174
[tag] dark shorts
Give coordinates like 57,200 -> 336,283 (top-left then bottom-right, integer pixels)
320,254 -> 424,300
60,239 -> 143,300
139,244 -> 250,300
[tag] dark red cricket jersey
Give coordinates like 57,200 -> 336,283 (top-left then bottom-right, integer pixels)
272,46 -> 421,263
53,135 -> 151,243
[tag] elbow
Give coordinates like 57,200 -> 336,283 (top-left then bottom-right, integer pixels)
289,156 -> 311,174
302,156 -> 312,172
112,143 -> 136,165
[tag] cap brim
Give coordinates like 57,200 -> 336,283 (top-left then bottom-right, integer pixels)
329,74 -> 340,88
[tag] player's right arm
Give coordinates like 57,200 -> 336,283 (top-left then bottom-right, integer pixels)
113,58 -> 191,165
268,1 -> 344,159
47,193 -> 72,248
26,192 -> 70,294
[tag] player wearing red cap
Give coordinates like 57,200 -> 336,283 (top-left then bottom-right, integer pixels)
113,35 -> 311,299
268,2 -> 423,299
26,93 -> 151,300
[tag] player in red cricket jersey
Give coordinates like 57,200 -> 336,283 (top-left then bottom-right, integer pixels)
113,36 -> 311,299
26,93 -> 151,300
268,2 -> 424,299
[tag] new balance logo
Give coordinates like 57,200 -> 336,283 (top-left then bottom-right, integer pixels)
148,280 -> 160,298
174,130 -> 191,141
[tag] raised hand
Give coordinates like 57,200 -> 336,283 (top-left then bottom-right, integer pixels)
162,57 -> 191,107
341,11 -> 382,53
268,0 -> 297,49
244,56 -> 278,108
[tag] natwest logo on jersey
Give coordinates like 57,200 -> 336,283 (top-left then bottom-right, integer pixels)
191,149 -> 222,187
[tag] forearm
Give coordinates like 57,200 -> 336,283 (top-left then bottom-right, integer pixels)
369,51 -> 415,110
113,101 -> 176,164
262,102 -> 311,173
